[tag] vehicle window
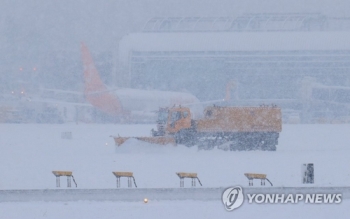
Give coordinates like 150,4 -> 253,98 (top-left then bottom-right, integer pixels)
205,110 -> 212,117
183,111 -> 188,118
171,111 -> 181,122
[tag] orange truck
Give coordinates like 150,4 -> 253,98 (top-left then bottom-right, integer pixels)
114,105 -> 282,151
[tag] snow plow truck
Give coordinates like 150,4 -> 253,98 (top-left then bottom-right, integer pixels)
113,105 -> 282,151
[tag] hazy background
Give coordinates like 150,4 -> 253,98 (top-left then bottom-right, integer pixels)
2,0 -> 350,124
1,0 -> 350,90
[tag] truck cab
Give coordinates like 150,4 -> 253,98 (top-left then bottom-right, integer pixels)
152,106 -> 192,136
166,107 -> 192,134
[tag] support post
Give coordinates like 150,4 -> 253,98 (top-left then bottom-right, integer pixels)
113,172 -> 135,188
56,176 -> 60,187
117,177 -> 120,188
67,176 -> 71,187
176,172 -> 201,188
128,177 -> 132,188
245,173 -> 270,187
52,171 -> 73,188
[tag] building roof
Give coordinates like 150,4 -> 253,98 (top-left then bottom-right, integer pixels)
119,31 -> 350,63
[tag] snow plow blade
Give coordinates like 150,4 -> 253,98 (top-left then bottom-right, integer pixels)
113,136 -> 176,146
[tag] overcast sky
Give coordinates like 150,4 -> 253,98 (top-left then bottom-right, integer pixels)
1,0 -> 350,53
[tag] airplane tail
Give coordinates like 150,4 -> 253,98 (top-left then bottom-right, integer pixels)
81,42 -> 124,116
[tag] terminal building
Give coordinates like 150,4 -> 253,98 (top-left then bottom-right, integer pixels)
117,13 -> 350,123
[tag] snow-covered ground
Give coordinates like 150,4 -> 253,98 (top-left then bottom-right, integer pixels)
1,123 -> 350,189
0,200 -> 348,219
0,123 -> 349,218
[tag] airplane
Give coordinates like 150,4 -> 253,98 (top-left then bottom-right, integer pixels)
81,43 -> 203,122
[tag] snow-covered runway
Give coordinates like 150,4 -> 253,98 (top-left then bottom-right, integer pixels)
1,187 -> 350,202
0,123 -> 350,218
1,124 -> 350,190
0,199 -> 348,219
